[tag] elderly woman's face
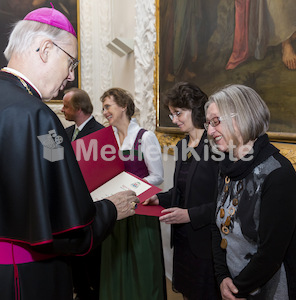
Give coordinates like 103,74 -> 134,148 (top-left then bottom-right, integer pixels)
205,103 -> 234,153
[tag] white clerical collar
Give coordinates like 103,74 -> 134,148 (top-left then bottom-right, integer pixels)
2,67 -> 42,98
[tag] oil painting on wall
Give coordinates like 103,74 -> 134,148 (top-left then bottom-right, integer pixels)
157,0 -> 296,141
0,0 -> 79,100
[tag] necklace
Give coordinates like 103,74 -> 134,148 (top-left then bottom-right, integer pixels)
187,136 -> 201,160
187,151 -> 193,160
17,76 -> 33,95
219,176 -> 243,249
1,68 -> 33,95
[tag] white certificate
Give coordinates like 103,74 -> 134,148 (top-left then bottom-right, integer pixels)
90,171 -> 152,201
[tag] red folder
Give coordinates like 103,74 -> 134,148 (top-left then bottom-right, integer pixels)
72,126 -> 123,192
71,126 -> 164,216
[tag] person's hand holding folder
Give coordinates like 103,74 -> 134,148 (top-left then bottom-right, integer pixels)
142,195 -> 159,206
106,190 -> 139,220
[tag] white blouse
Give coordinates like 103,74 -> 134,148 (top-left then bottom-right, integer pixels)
113,118 -> 164,186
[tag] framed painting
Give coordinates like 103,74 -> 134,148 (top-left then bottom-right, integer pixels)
0,0 -> 80,102
155,0 -> 296,143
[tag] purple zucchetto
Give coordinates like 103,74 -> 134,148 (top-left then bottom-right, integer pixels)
23,3 -> 76,37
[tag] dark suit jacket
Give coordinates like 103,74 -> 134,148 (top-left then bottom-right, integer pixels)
158,132 -> 218,259
66,116 -> 104,297
65,116 -> 104,140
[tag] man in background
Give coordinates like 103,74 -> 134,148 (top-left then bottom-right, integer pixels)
62,87 -> 104,141
62,87 -> 104,300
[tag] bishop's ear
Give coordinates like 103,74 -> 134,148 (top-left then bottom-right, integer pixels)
36,40 -> 53,63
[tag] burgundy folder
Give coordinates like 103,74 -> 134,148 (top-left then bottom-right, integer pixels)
71,126 -> 165,216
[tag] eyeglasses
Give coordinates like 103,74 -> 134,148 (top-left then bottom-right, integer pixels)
102,104 -> 114,113
204,113 -> 237,130
52,42 -> 79,72
168,111 -> 182,120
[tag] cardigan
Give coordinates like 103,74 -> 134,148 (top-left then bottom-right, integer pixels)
212,134 -> 296,299
158,132 -> 219,259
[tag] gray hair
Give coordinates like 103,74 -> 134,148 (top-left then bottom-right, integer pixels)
205,84 -> 270,146
4,20 -> 74,61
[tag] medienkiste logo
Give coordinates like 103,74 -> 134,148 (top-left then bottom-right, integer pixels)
37,129 -> 64,162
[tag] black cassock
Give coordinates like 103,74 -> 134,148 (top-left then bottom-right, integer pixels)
0,71 -> 117,300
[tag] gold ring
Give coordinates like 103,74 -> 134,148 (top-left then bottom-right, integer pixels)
131,201 -> 137,210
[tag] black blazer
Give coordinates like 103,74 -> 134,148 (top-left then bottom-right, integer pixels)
65,116 -> 104,140
158,132 -> 218,259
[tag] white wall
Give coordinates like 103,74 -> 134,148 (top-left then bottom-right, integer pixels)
53,0 -> 156,129
111,0 -> 136,93
79,0 -> 137,125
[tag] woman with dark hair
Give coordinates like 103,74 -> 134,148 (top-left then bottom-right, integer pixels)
144,82 -> 221,300
99,87 -> 166,300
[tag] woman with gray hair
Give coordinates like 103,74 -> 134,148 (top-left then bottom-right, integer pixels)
205,84 -> 296,299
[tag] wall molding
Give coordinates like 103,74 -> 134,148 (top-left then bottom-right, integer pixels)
134,0 -> 156,131
80,0 -> 112,123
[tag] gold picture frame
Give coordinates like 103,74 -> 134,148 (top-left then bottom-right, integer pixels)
154,0 -> 182,151
154,0 -> 296,145
49,0 -> 81,103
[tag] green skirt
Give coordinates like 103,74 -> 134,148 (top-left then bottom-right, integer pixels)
99,215 -> 167,300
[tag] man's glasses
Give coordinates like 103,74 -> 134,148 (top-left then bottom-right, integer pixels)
168,111 -> 182,120
52,42 -> 79,72
204,113 -> 237,130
